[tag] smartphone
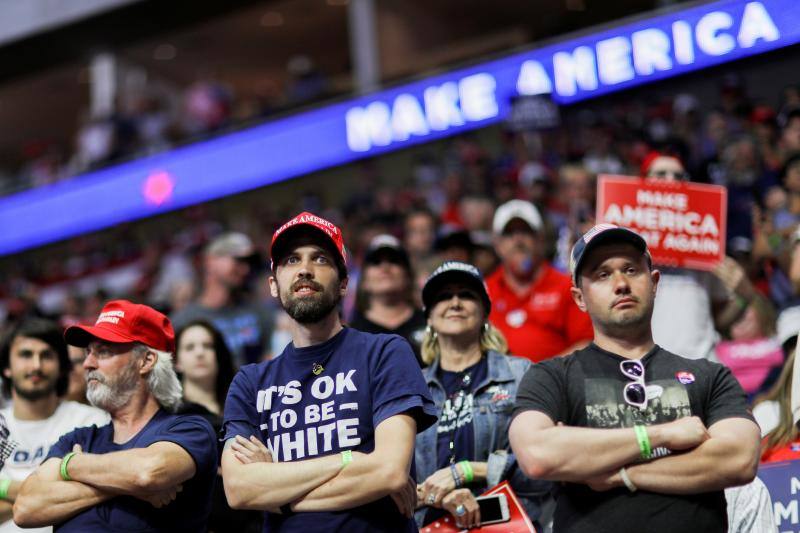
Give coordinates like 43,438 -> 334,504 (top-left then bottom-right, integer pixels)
476,493 -> 510,525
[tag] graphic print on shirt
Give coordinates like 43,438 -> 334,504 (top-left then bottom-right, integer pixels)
256,369 -> 362,462
585,378 -> 692,428
436,391 -> 474,435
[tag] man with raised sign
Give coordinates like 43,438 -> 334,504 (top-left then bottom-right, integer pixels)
509,223 -> 760,533
220,212 -> 437,532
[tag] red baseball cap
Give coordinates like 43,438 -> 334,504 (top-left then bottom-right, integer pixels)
64,300 -> 175,352
270,212 -> 347,271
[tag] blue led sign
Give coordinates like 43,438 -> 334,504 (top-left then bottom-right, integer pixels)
2,0 -> 799,255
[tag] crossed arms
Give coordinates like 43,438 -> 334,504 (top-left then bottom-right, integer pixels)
508,411 -> 760,494
221,413 -> 418,515
13,442 -> 196,528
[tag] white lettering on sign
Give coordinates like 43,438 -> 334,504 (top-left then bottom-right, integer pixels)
775,500 -> 798,525
603,204 -> 720,236
345,2 -> 781,153
346,73 -> 499,152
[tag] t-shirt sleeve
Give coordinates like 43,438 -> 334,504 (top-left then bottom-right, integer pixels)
704,363 -> 756,427
154,416 -> 218,475
221,367 -> 260,441
371,335 -> 437,433
512,359 -> 568,423
44,428 -> 82,461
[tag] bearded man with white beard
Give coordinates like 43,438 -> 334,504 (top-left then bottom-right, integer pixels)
13,300 -> 217,533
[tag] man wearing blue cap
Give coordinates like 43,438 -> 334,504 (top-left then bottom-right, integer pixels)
509,223 -> 760,533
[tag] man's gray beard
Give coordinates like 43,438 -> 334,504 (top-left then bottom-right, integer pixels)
85,361 -> 139,412
280,286 -> 341,324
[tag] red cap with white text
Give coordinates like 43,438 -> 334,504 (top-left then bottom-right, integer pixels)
270,212 -> 347,272
64,300 -> 175,352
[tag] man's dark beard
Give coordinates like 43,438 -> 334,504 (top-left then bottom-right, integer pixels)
13,378 -> 56,401
280,280 -> 341,324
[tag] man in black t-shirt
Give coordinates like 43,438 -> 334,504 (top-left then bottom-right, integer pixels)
509,224 -> 760,533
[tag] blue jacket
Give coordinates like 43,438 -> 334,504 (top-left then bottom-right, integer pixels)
414,350 -> 554,529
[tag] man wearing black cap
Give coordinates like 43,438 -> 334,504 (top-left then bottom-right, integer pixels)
220,212 -> 436,532
509,224 -> 760,533
350,234 -> 426,365
14,300 -> 217,532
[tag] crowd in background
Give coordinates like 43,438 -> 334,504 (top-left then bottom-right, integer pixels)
2,71 -> 800,456
1,54 -> 333,195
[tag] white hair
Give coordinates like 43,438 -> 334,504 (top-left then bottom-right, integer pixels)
133,344 -> 183,412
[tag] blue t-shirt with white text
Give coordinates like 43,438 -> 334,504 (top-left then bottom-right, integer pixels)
45,410 -> 217,532
222,327 -> 437,532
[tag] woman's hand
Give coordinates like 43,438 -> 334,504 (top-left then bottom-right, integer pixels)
420,466 -> 459,508
441,488 -> 481,529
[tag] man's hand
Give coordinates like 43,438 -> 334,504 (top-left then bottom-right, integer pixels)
441,488 -> 480,529
418,466 -> 457,508
230,435 -> 272,464
585,470 -> 621,492
389,476 -> 416,518
713,256 -> 755,299
135,485 -> 183,508
657,416 -> 710,451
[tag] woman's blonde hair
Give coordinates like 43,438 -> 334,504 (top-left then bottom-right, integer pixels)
754,348 -> 797,452
420,322 -> 508,366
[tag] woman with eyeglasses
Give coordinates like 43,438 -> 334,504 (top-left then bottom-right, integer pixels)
414,261 -> 553,531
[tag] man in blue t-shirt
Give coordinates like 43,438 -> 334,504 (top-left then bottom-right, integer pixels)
221,212 -> 437,532
13,300 -> 217,532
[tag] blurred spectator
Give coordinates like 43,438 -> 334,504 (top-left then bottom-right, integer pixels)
752,305 -> 800,447
181,81 -> 233,136
285,55 -> 329,106
171,232 -> 273,367
0,319 -> 108,531
63,346 -> 90,405
644,154 -> 759,360
349,235 -> 426,365
714,294 -> 782,397
174,320 -> 261,533
486,200 -> 593,362
403,208 -> 438,270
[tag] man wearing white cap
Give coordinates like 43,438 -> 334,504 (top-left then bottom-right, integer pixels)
486,199 -> 593,362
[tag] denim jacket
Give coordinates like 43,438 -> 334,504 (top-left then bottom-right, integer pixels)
414,350 -> 554,529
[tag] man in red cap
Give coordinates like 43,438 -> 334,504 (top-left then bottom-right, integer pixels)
221,212 -> 436,532
13,300 -> 217,532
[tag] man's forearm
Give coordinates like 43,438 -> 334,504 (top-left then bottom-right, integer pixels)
625,437 -> 758,494
0,501 -> 12,523
513,425 -> 650,482
222,446 -> 343,511
14,462 -> 113,528
291,450 -> 408,512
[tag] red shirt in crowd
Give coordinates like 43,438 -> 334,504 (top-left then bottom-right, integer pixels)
486,261 -> 594,362
761,439 -> 800,463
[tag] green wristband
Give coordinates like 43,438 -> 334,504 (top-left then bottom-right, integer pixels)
634,425 -> 651,460
0,477 -> 11,500
60,452 -> 77,481
458,460 -> 474,483
341,450 -> 353,467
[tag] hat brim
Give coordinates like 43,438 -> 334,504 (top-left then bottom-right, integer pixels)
364,246 -> 410,269
64,323 -> 139,348
573,228 -> 648,283
422,270 -> 491,317
271,225 -> 346,272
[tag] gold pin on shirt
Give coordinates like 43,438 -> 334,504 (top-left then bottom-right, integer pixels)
312,363 -> 324,376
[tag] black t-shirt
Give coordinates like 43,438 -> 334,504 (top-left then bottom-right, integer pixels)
513,343 -> 754,533
349,309 -> 427,366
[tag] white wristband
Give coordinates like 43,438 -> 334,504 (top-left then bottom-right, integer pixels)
619,467 -> 637,492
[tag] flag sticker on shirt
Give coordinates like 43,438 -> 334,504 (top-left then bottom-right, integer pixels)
676,371 -> 695,384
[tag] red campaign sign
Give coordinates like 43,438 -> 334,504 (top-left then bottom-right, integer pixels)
420,481 -> 537,533
596,175 -> 727,271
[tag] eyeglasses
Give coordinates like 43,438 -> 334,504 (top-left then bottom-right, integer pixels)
620,359 -> 647,410
647,169 -> 690,181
